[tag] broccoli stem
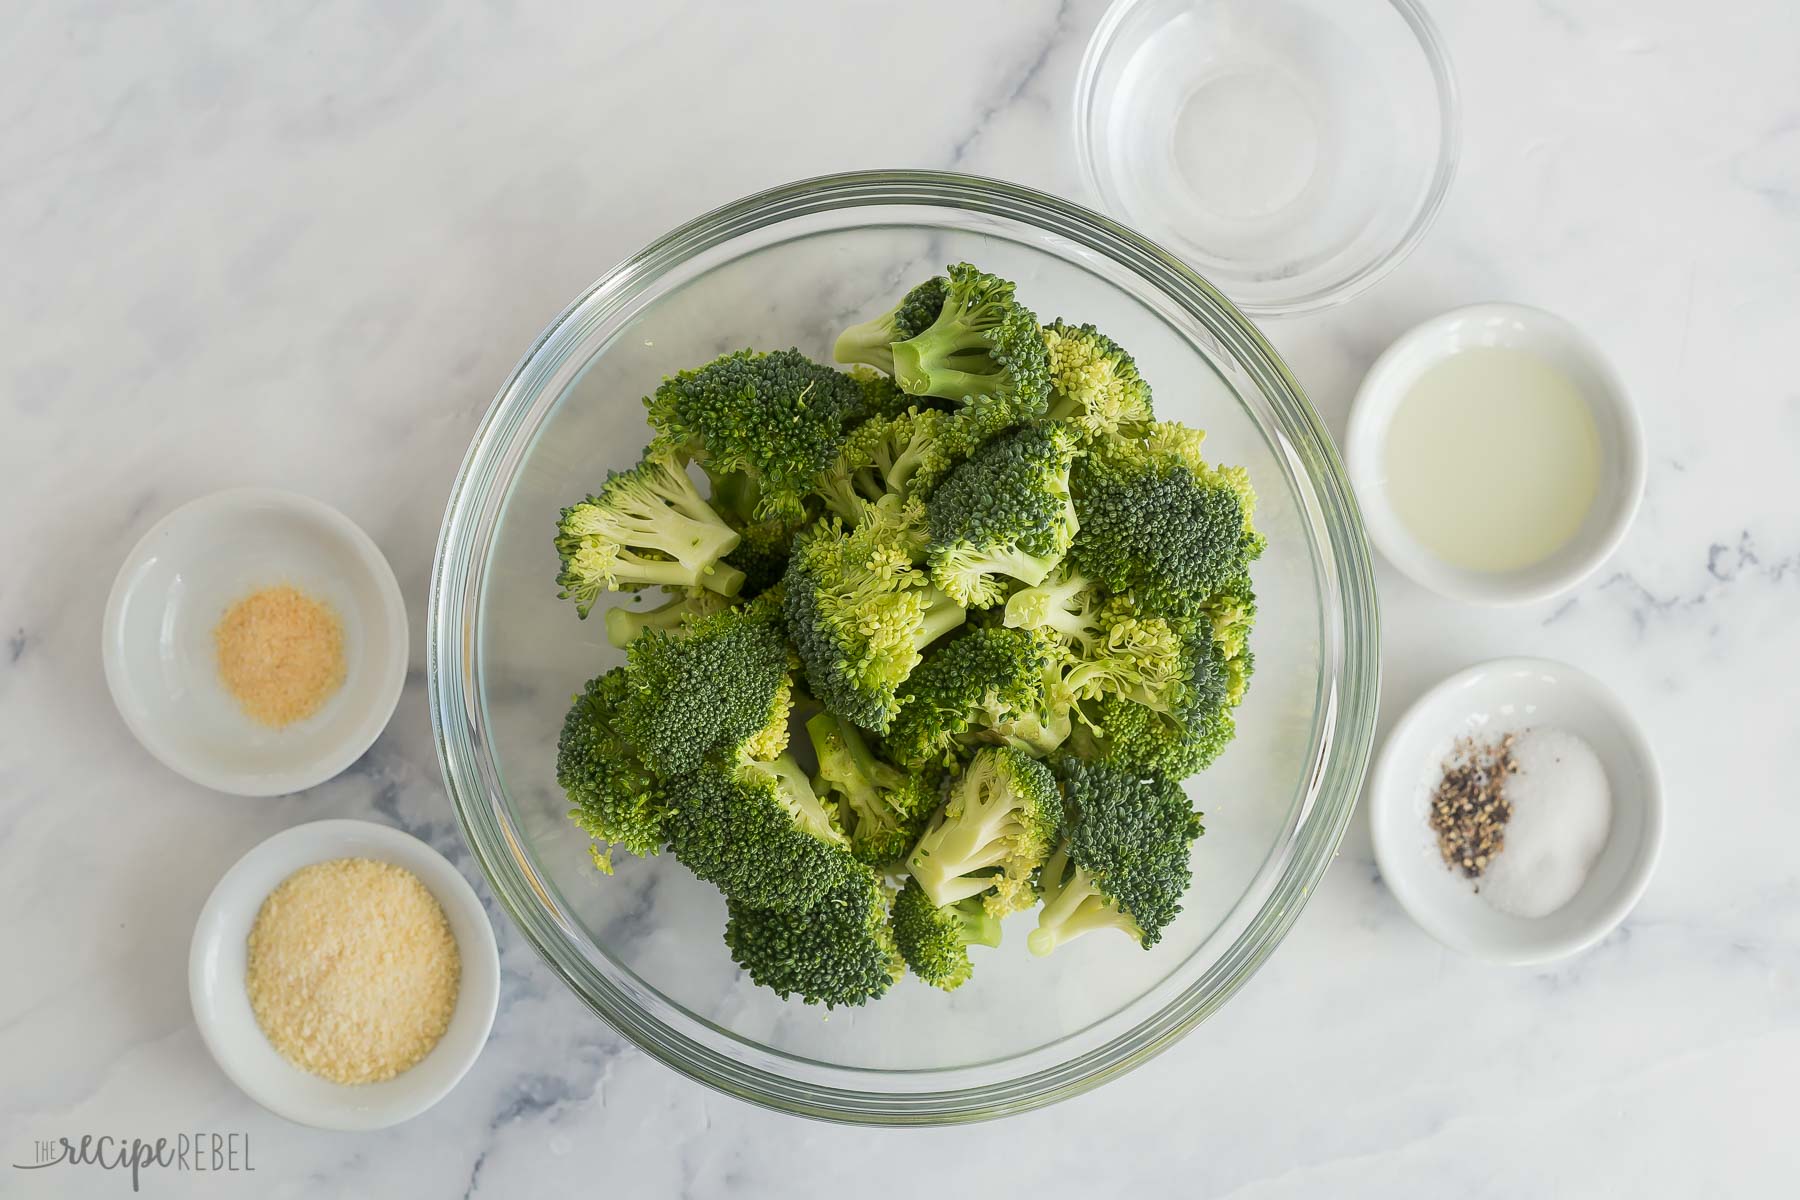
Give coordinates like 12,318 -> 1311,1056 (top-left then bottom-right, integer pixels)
698,562 -> 748,596
955,903 -> 1004,949
809,710 -> 882,782
744,754 -> 845,846
706,467 -> 761,524
604,595 -> 687,649
890,341 -> 998,401
913,787 -> 1026,905
833,315 -> 900,376
913,588 -> 967,651
1029,842 -> 1144,955
1046,390 -> 1081,424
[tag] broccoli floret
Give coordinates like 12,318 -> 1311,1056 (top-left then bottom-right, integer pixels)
782,518 -> 967,733
1069,424 -> 1264,619
1082,692 -> 1235,779
1035,599 -> 1234,777
807,712 -> 940,865
1030,760 -> 1203,954
724,867 -> 904,1008
890,877 -> 1001,992
1201,567 -> 1258,707
645,349 -> 868,524
666,755 -> 853,911
1005,569 -> 1190,706
556,668 -> 668,873
1011,559 -> 1250,771
905,746 -> 1061,917
615,601 -> 793,777
1001,566 -> 1108,654
887,264 -> 1051,448
885,626 -> 1056,769
602,589 -> 732,649
554,451 -> 746,616
816,407 -> 956,533
833,276 -> 950,377
926,423 -> 1079,608
1042,320 -> 1155,445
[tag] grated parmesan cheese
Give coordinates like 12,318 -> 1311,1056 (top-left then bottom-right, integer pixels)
213,584 -> 346,729
245,857 -> 461,1085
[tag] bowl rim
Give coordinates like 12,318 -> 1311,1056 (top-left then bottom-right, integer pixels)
1366,656 -> 1664,963
100,487 -> 410,797
1345,302 -> 1647,605
188,819 -> 502,1129
427,169 -> 1381,1123
1072,0 -> 1462,318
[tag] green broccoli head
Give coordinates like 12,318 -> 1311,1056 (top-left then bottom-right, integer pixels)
781,518 -> 967,733
1069,424 -> 1264,619
888,264 -> 1051,448
556,667 -> 668,873
926,422 -> 1080,608
1201,567 -> 1258,707
1030,760 -> 1203,955
807,712 -> 941,865
890,877 -> 1002,992
1042,320 -> 1155,445
724,867 -> 905,1008
554,450 -> 746,616
615,600 -> 794,776
885,625 -> 1057,769
644,349 -> 867,525
666,755 -> 853,911
833,276 -> 950,377
1082,691 -> 1236,779
1066,603 -> 1220,716
602,589 -> 732,650
1004,567 -> 1232,753
817,407 -> 956,532
905,746 -> 1061,918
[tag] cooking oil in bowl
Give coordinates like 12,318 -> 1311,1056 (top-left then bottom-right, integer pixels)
1383,347 -> 1601,573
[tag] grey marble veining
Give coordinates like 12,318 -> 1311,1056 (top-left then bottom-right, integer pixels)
4,1 -> 1799,1195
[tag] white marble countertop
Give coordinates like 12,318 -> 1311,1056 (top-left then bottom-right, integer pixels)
6,1 -> 1798,1195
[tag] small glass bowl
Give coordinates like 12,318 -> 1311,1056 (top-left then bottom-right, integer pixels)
1075,0 -> 1460,317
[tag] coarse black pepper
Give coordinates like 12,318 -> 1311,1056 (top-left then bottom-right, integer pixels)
1428,733 -> 1518,879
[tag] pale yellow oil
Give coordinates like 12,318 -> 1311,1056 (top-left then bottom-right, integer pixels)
1383,348 -> 1602,573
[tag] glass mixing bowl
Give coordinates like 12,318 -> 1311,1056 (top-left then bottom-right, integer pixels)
428,171 -> 1380,1124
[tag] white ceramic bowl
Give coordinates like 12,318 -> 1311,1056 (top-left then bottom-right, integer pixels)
190,819 -> 500,1130
1346,303 -> 1645,604
1369,657 -> 1663,964
102,489 -> 409,796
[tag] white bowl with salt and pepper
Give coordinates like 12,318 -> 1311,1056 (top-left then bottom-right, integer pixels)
190,820 -> 500,1130
1369,657 -> 1663,964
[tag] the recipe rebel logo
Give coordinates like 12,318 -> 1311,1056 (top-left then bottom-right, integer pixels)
11,1131 -> 255,1192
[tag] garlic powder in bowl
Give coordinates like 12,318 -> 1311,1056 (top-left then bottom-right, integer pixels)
214,585 -> 348,729
103,489 -> 408,796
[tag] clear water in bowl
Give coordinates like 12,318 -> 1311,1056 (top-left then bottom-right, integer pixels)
475,227 -> 1327,1071
1082,0 -> 1453,315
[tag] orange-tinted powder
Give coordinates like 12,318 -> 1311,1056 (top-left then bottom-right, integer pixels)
213,585 -> 346,728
